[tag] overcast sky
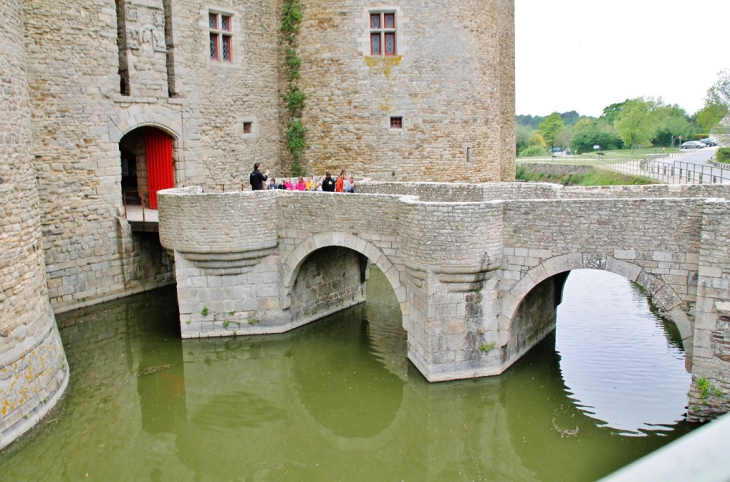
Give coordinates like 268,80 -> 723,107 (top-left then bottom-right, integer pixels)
515,0 -> 730,117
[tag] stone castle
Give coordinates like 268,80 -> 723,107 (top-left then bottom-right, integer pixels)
1,0 -> 515,448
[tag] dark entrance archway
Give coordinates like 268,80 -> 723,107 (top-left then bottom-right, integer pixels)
119,127 -> 175,210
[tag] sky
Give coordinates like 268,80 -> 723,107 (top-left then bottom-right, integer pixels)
515,0 -> 730,117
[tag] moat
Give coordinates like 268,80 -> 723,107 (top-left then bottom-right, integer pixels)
0,268 -> 696,481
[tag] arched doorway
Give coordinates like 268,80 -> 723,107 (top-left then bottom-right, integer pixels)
119,126 -> 175,210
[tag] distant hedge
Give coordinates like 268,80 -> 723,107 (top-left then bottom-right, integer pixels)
717,148 -> 730,163
695,133 -> 710,141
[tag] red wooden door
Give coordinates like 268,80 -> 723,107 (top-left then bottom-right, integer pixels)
146,128 -> 174,210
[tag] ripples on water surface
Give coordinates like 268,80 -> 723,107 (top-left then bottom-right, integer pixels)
556,270 -> 690,435
0,268 -> 697,481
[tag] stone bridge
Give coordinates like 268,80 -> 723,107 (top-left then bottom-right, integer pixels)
158,182 -> 730,421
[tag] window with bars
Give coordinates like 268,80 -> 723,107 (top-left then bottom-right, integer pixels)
370,12 -> 396,56
209,12 -> 233,62
390,116 -> 403,129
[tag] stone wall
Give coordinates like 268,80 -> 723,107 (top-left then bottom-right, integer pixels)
169,0 -> 282,188
297,0 -> 515,182
504,275 -> 560,363
12,0 -> 517,314
357,181 -> 488,202
20,0 -> 284,313
159,189 -> 406,339
290,247 -> 367,324
0,0 -> 68,451
500,197 -> 704,310
21,0 -> 180,313
687,199 -> 730,421
359,181 -> 730,202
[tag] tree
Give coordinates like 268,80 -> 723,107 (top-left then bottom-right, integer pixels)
693,103 -> 729,133
707,69 -> 730,108
651,101 -> 695,146
556,125 -> 573,148
615,98 -> 656,152
529,132 -> 547,148
698,104 -> 729,132
653,116 -> 696,147
602,100 -> 630,124
537,112 -> 564,151
570,118 -> 623,154
516,124 -> 534,153
706,70 -> 730,142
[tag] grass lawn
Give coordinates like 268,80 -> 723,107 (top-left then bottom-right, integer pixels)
516,158 -> 636,167
516,164 -> 657,186
517,147 -> 682,162
574,147 -> 681,160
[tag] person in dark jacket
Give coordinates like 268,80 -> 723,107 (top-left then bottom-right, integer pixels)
321,171 -> 336,192
249,163 -> 269,191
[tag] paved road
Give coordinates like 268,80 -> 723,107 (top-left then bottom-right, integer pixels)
673,147 -> 717,165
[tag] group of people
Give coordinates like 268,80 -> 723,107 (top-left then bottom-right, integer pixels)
250,164 -> 356,193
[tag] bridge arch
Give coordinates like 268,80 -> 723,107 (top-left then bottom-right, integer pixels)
282,232 -> 407,321
501,253 -> 694,355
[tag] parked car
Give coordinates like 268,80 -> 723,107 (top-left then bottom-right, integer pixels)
682,141 -> 705,149
700,138 -> 718,147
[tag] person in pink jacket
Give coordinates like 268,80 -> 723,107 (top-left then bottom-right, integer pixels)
295,177 -> 307,191
284,178 -> 294,190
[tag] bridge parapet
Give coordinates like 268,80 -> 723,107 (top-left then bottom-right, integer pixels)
358,180 -> 730,201
158,183 -> 730,418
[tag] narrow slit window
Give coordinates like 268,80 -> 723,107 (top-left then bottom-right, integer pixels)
370,11 -> 397,56
390,117 -> 403,129
243,122 -> 252,134
209,12 -> 233,62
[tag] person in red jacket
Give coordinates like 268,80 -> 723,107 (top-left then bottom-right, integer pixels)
335,169 -> 347,193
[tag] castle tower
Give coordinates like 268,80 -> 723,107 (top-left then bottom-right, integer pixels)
296,0 -> 515,182
0,0 -> 69,450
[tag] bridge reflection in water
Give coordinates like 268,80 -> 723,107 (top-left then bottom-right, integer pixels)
0,269 -> 696,482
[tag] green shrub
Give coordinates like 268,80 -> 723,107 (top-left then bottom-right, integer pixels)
695,133 -> 710,141
518,145 -> 548,157
717,148 -> 730,163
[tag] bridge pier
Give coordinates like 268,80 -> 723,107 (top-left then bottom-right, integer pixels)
687,199 -> 730,421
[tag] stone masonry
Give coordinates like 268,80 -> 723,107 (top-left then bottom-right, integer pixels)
0,0 -> 69,450
11,0 -> 516,319
158,182 -> 730,422
298,0 -> 515,182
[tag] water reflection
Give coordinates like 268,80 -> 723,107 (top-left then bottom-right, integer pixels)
291,309 -> 405,438
0,268 -> 697,482
556,270 -> 691,435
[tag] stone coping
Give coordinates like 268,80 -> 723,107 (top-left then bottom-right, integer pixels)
159,183 -> 730,206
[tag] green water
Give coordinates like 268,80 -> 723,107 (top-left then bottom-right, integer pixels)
0,268 -> 696,481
